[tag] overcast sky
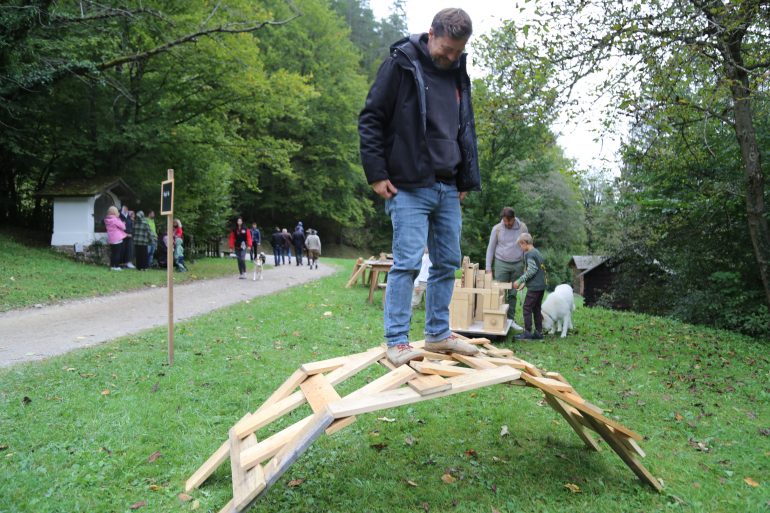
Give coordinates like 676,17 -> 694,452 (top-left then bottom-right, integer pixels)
367,0 -> 621,173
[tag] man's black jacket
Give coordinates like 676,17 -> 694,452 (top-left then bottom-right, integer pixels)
358,34 -> 481,192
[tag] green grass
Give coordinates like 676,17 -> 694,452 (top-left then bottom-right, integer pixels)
0,233 -> 250,312
0,259 -> 768,513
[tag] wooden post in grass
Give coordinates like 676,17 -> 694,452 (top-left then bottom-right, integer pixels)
161,169 -> 175,365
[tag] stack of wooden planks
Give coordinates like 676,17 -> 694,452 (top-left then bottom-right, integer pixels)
450,256 -> 513,335
185,336 -> 661,513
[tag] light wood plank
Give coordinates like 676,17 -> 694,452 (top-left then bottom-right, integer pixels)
229,422 -> 265,511
185,441 -> 229,492
410,360 -> 475,377
528,376 -> 574,393
328,366 -> 521,418
241,416 -> 315,470
542,394 -> 601,452
300,373 -> 357,435
451,353 -> 499,370
582,415 -> 662,491
300,354 -> 350,375
407,373 -> 451,395
519,373 -> 642,441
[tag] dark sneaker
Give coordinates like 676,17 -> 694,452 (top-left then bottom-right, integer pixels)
386,344 -> 424,366
424,334 -> 479,356
531,331 -> 544,340
515,331 -> 534,340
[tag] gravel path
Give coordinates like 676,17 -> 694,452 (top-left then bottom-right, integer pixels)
0,260 -> 336,368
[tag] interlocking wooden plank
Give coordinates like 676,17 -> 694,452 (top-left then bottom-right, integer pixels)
300,354 -> 351,375
241,415 -> 315,471
300,373 -> 356,435
186,441 -> 230,492
481,343 -> 514,357
328,366 -> 521,418
345,258 -> 366,288
410,360 -> 475,377
582,414 -> 662,491
261,410 -> 335,494
476,356 -> 527,370
520,373 -> 642,441
542,394 -> 601,452
407,373 -> 452,395
451,353 -> 499,370
229,422 -> 265,511
419,350 -> 457,361
347,364 -> 419,398
232,347 -> 385,440
527,376 -> 574,393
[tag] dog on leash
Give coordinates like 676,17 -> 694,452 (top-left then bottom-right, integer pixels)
541,284 -> 575,338
253,252 -> 267,281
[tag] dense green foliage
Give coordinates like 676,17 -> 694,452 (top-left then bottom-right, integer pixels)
1,261 -> 767,512
0,0 -> 388,242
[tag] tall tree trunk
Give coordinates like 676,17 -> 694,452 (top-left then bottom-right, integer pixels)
730,74 -> 770,314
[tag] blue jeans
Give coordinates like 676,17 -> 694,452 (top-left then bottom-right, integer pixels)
147,242 -> 157,266
273,246 -> 282,265
384,183 -> 462,346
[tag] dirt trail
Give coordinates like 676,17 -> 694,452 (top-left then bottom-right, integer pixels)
0,261 -> 336,368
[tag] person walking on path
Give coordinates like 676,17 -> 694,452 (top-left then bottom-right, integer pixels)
485,206 -> 528,330
304,229 -> 322,269
281,228 -> 293,265
120,206 -> 135,269
513,233 -> 547,340
132,211 -> 152,271
229,217 -> 253,279
359,8 -> 481,366
270,227 -> 284,266
146,210 -> 158,267
249,222 -> 262,261
292,226 -> 306,266
104,206 -> 127,271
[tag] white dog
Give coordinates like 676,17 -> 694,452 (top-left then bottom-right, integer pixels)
541,284 -> 575,338
253,252 -> 267,281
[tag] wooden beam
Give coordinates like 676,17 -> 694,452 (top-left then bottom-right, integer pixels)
300,373 -> 356,435
582,415 -> 662,492
519,373 -> 642,441
229,421 -> 265,512
410,360 -> 475,377
240,416 -> 315,471
327,366 -> 521,418
542,394 -> 601,452
407,373 -> 452,395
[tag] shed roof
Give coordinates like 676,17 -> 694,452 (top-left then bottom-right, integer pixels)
569,255 -> 607,271
36,176 -> 135,198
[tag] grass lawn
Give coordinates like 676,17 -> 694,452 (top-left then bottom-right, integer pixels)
0,233 -> 251,312
0,259 -> 767,513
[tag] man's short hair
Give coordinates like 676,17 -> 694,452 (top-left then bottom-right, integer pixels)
431,8 -> 472,40
516,233 -> 533,245
500,207 -> 515,219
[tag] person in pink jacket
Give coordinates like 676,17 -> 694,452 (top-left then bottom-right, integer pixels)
104,206 -> 127,271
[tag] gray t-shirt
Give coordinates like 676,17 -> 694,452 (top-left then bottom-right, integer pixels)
485,218 -> 529,269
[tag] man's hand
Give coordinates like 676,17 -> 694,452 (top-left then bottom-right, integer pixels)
486,270 -> 492,275
459,191 -> 467,202
371,179 -> 398,199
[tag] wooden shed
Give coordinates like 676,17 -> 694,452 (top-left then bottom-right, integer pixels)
568,255 -> 607,295
36,177 -> 136,252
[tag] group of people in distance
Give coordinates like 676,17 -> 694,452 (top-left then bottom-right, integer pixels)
228,217 -> 322,279
359,8 -> 548,366
104,205 -> 186,272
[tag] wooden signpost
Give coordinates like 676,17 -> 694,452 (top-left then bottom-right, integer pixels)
160,169 -> 174,365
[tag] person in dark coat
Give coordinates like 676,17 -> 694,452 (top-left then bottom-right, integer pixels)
270,227 -> 284,266
358,8 -> 481,366
292,227 -> 306,266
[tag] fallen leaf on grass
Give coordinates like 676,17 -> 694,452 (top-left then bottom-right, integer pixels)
759,427 -> 770,437
564,483 -> 581,493
288,478 -> 304,488
404,435 -> 416,446
323,311 -> 333,317
149,484 -> 161,491
744,477 -> 759,487
191,499 -> 200,510
177,493 -> 192,502
500,425 -> 509,437
465,449 -> 477,458
422,501 -> 430,512
441,473 -> 456,484
22,396 -> 31,405
0,444 -> 7,451
377,416 -> 396,423
674,412 -> 683,421
151,382 -> 159,393
147,451 -> 162,463
129,501 -> 146,510
405,479 -> 418,487
101,389 -> 110,396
